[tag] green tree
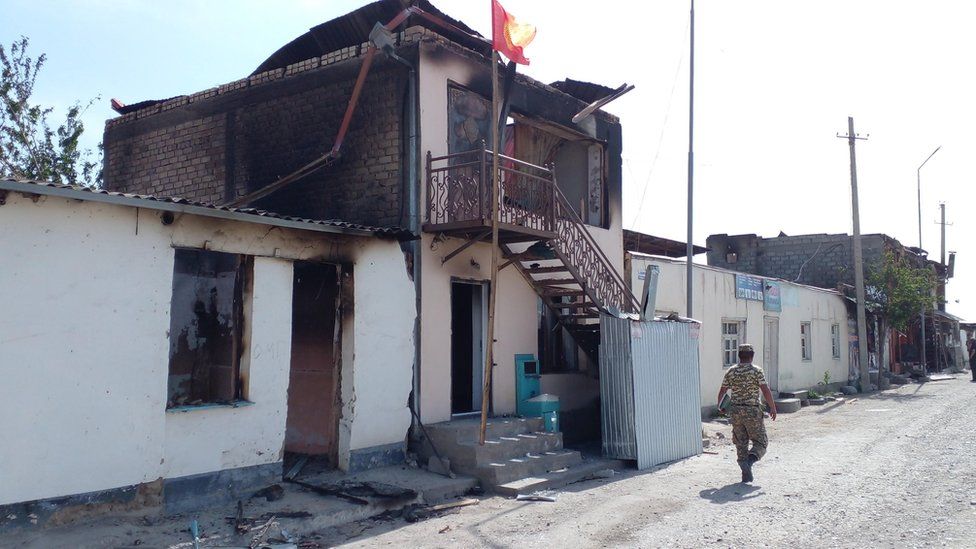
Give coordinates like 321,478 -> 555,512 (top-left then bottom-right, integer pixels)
866,251 -> 936,332
0,36 -> 100,186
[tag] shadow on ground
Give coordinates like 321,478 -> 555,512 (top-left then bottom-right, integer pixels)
699,483 -> 761,504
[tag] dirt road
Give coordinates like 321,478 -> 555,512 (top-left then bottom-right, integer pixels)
331,378 -> 976,548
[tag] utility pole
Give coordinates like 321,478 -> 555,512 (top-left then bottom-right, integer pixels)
916,146 -> 939,377
685,0 -> 695,318
838,117 -> 871,392
939,202 -> 947,267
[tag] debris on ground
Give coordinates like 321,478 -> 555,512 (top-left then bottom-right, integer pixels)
583,469 -> 616,481
515,494 -> 556,502
403,498 -> 480,522
284,456 -> 309,480
254,484 -> 286,502
286,480 -> 369,505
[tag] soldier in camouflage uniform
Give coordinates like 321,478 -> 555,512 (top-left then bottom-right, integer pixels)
717,343 -> 777,483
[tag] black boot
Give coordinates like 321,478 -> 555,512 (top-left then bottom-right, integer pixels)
739,460 -> 753,483
745,453 -> 759,482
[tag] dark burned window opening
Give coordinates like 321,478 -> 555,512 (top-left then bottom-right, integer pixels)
167,249 -> 252,409
513,117 -> 607,229
538,297 -> 583,374
446,84 -> 608,228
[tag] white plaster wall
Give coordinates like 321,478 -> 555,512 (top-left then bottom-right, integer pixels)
418,234 -> 538,424
342,240 -> 415,453
628,254 -> 850,408
0,193 -> 417,504
0,193 -> 170,505
540,373 -> 600,411
163,257 -> 293,479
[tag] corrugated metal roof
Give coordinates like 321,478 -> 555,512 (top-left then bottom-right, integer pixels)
253,0 -> 489,75
0,179 -> 413,239
624,229 -> 708,257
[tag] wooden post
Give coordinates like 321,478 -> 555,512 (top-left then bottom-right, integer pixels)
479,50 -> 502,445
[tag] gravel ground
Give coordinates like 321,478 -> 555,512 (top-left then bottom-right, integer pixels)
328,377 -> 976,548
8,377 -> 975,548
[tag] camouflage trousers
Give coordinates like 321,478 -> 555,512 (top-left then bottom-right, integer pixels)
730,405 -> 767,463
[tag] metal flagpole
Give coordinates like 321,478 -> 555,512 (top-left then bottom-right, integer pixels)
479,49 -> 501,445
686,0 -> 695,318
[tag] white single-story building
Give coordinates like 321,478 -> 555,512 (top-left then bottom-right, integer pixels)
0,180 -> 415,520
626,253 -> 852,413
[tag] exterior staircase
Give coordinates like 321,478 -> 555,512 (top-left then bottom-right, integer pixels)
425,146 -> 641,359
418,417 -> 619,495
421,148 -> 637,492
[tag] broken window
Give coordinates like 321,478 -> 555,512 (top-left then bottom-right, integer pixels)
167,249 -> 251,408
514,122 -> 606,228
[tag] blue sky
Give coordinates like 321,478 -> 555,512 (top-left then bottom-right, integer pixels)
4,0 -> 975,320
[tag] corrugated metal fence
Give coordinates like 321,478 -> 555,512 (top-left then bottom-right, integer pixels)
600,316 -> 703,469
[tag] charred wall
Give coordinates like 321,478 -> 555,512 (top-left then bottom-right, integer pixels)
103,57 -> 409,227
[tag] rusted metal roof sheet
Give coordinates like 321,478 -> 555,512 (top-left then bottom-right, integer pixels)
253,0 -> 489,75
0,179 -> 413,239
624,229 -> 708,257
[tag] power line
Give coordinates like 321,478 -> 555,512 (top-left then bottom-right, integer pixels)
629,19 -> 690,230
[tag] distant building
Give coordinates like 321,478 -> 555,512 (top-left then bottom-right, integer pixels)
705,232 -> 959,377
627,253 -> 851,413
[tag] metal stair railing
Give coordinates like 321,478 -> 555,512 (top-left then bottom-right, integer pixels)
550,181 -> 641,315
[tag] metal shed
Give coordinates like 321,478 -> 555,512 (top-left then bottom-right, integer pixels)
600,316 -> 703,469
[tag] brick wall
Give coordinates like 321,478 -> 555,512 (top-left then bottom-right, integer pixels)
707,233 -> 888,289
103,56 -> 408,228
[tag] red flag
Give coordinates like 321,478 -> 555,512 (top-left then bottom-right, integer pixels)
491,0 -> 536,65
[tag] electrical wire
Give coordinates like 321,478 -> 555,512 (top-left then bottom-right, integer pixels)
629,18 -> 690,230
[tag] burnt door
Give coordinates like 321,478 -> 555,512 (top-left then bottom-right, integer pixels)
285,262 -> 340,464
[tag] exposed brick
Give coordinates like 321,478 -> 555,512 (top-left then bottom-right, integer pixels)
104,63 -> 406,228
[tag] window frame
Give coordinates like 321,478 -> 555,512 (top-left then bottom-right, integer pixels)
166,248 -> 253,410
800,321 -> 813,361
721,319 -> 746,368
831,323 -> 841,359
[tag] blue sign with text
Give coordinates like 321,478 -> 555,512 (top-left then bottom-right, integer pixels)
735,274 -> 764,301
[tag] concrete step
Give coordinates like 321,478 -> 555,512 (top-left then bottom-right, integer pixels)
778,390 -> 808,400
423,417 -> 545,446
450,432 -> 564,468
473,450 -> 583,486
494,459 -> 628,497
775,398 -> 802,413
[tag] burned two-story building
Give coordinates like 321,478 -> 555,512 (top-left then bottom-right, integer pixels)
2,0 -> 659,519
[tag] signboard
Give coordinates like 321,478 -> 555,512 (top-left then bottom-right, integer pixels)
735,274 -> 764,301
763,281 -> 782,312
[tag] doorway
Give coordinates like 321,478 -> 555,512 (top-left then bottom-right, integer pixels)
285,262 -> 340,467
763,316 -> 780,395
451,280 -> 487,416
